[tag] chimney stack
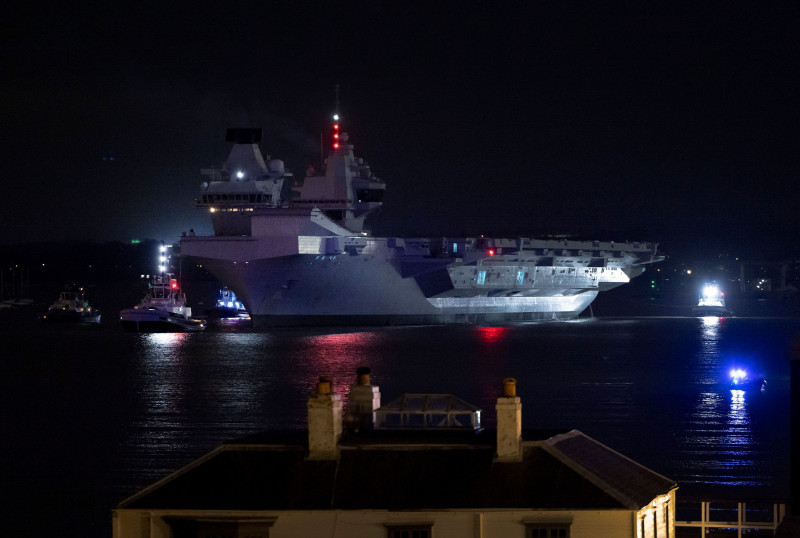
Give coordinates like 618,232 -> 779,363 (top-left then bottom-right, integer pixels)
346,367 -> 381,431
307,375 -> 342,459
496,378 -> 522,461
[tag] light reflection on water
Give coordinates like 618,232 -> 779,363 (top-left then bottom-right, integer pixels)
679,318 -> 769,490
290,331 -> 391,398
128,331 -> 284,473
143,331 -> 191,348
2,314 -> 794,538
121,318 -> 787,496
694,316 -> 724,384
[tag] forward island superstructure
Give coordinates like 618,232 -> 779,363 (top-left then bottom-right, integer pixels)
180,121 -> 663,326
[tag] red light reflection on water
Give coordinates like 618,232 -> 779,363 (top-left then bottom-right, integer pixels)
292,331 -> 387,398
477,326 -> 508,342
474,326 -> 511,422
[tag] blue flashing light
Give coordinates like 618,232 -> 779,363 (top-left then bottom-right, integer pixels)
730,368 -> 747,384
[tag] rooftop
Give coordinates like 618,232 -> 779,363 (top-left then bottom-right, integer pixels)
120,428 -> 676,512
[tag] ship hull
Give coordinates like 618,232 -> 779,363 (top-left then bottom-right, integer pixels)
188,244 -> 600,327
248,299 -> 597,327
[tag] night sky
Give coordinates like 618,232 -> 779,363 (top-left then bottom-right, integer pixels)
3,3 -> 798,258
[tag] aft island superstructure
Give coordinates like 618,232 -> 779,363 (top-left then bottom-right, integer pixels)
180,123 -> 663,326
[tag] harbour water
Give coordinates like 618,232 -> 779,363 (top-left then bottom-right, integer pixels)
1,314 -> 796,537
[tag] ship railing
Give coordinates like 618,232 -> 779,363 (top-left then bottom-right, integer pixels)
675,500 -> 787,535
180,233 -> 253,241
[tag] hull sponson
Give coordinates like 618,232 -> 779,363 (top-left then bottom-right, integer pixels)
248,309 -> 595,328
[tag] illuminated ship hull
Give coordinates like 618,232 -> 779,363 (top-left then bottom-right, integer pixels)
182,228 -> 659,327
180,126 -> 663,327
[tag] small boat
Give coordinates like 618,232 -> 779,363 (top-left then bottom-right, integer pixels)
206,287 -> 249,319
729,368 -> 766,392
692,283 -> 734,317
40,283 -> 101,323
119,274 -> 206,332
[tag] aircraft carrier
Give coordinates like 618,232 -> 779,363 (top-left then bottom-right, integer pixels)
180,122 -> 663,326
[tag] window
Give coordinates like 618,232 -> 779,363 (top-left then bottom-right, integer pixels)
384,523 -> 432,538
653,510 -> 657,538
526,524 -> 570,538
477,270 -> 486,285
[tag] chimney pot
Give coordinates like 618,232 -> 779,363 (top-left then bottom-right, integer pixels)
503,377 -> 516,397
357,366 -> 371,385
317,375 -> 332,395
347,367 -> 380,431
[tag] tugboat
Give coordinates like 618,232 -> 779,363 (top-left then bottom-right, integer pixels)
206,287 -> 249,319
119,274 -> 206,332
692,283 -> 733,317
119,243 -> 206,332
40,283 -> 101,323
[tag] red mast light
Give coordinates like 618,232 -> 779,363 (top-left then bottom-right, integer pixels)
332,85 -> 341,152
332,122 -> 341,150
488,249 -> 495,256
